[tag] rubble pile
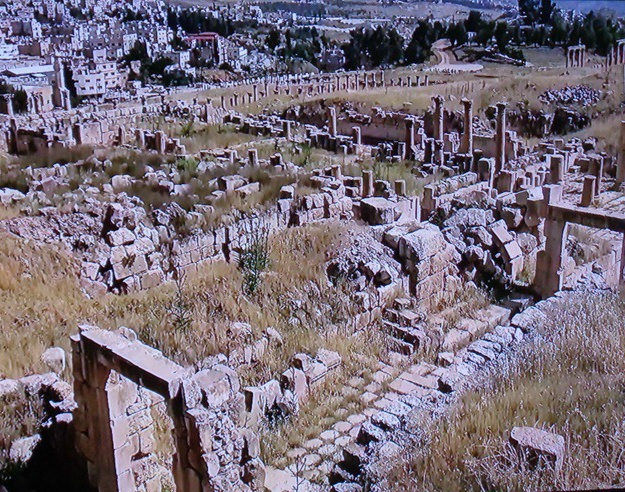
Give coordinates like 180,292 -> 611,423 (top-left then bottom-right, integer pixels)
539,85 -> 601,105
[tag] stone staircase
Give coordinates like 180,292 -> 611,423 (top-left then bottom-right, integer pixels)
262,297 -> 525,491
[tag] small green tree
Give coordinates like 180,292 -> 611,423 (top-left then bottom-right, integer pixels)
240,219 -> 270,295
168,267 -> 193,332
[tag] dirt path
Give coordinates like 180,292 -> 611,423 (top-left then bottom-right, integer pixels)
431,39 -> 483,73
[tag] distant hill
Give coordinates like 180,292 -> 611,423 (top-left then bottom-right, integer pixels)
556,0 -> 625,17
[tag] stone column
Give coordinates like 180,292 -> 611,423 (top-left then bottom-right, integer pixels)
135,128 -> 145,148
495,102 -> 507,174
362,170 -> 373,197
2,93 -> 14,117
434,139 -> 444,165
394,180 -> 406,196
589,156 -> 603,195
460,98 -> 473,155
535,218 -> 568,298
433,96 -> 444,141
253,84 -> 258,102
331,164 -> 342,180
282,120 -> 292,140
549,154 -> 564,184
405,117 -> 415,160
617,121 -> 625,185
248,148 -> 258,167
352,126 -> 362,146
327,107 -> 337,137
580,175 -> 596,206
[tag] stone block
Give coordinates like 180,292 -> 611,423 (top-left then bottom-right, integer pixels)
360,197 -> 397,225
509,426 -> 565,474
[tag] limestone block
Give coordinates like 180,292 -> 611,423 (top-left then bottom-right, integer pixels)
292,353 -> 315,372
194,369 -> 232,408
399,228 -> 446,262
371,411 -> 401,431
360,197 -> 397,225
41,347 -> 66,373
502,241 -> 523,261
490,221 -> 513,246
316,349 -> 341,370
0,379 -> 20,398
280,367 -> 308,402
107,228 -> 135,247
509,427 -> 565,474
9,434 -> 41,463
259,379 -> 282,409
442,329 -> 471,352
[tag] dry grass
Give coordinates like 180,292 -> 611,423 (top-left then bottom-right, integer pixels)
0,235 -> 88,378
385,290 -> 625,492
0,221 -> 358,382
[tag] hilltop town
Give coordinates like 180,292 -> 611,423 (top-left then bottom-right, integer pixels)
0,0 -> 624,491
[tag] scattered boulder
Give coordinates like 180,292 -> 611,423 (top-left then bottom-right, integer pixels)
509,426 -> 565,474
41,347 -> 66,374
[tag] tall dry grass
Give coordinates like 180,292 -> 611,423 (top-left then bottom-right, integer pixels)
385,290 -> 625,492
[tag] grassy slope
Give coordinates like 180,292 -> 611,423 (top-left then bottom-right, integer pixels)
386,290 -> 625,491
0,222 -> 381,385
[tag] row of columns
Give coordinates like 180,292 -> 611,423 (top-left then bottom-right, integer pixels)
607,40 -> 625,66
566,45 -> 586,68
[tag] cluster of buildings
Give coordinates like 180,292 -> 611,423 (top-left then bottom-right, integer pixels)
0,0 -> 272,113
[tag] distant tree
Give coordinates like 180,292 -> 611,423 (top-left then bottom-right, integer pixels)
540,0 -> 556,24
405,20 -> 435,64
475,20 -> 496,47
149,56 -> 175,77
387,28 -> 404,64
549,13 -> 568,45
285,29 -> 293,56
494,22 -> 510,52
266,29 -> 281,52
448,21 -> 468,47
519,0 -> 539,24
465,10 -> 483,33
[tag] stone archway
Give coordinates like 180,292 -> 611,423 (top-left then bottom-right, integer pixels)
71,325 -> 253,492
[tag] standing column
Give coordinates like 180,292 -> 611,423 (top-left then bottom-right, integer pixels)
283,120 -> 292,140
580,175 -> 596,206
460,98 -> 473,155
549,154 -> 564,184
495,102 -> 507,174
2,93 -> 14,117
327,106 -> 337,137
433,96 -> 444,141
405,117 -> 415,160
589,156 -> 603,195
362,170 -> 374,197
249,148 -> 259,167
